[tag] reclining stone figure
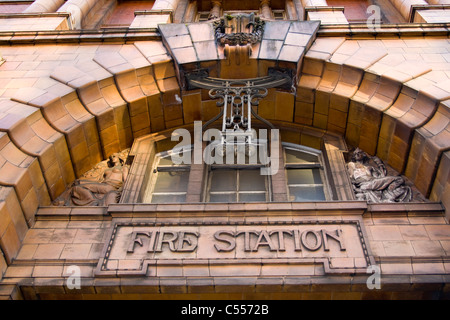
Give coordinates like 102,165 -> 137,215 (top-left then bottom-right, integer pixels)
54,152 -> 129,206
347,148 -> 412,203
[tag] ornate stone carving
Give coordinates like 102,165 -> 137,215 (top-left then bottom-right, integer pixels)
53,150 -> 130,206
213,13 -> 265,46
347,148 -> 412,203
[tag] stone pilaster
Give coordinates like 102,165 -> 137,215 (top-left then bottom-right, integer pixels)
209,0 -> 222,20
260,0 -> 273,20
57,0 -> 98,29
23,0 -> 65,13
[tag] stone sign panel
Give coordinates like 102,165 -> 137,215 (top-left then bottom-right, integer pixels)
96,218 -> 374,276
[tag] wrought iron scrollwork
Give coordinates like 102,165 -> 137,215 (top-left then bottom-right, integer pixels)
208,83 -> 268,134
187,72 -> 291,137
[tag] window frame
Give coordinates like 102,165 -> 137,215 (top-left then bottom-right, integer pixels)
272,10 -> 286,20
206,166 -> 271,203
283,143 -> 331,202
144,148 -> 192,204
141,140 -> 335,204
203,140 -> 272,203
197,11 -> 211,22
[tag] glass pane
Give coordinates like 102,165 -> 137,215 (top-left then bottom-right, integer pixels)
153,171 -> 189,193
151,194 -> 186,203
209,170 -> 237,192
287,168 -> 322,185
289,186 -> 326,201
285,148 -> 319,164
209,193 -> 237,203
239,192 -> 266,202
239,170 -> 266,191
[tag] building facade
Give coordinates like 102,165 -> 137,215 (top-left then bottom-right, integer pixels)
0,0 -> 449,300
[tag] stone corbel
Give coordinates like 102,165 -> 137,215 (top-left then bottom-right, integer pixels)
224,44 -> 252,66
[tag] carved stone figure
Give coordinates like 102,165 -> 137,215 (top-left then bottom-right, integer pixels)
347,148 -> 412,203
54,150 -> 130,206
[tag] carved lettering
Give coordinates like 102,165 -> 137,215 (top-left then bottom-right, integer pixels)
103,223 -> 368,275
214,231 -> 236,252
177,231 -> 200,252
270,230 -> 293,251
126,231 -> 201,253
125,227 -> 348,255
147,230 -> 158,252
253,230 -> 277,252
301,230 -> 322,251
127,231 -> 151,253
322,229 -> 346,251
293,229 -> 302,251
236,231 -> 259,252
155,231 -> 178,252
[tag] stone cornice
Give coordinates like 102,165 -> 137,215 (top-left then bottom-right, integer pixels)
0,23 -> 447,45
316,22 -> 450,37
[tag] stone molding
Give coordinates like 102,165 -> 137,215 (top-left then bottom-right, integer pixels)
95,217 -> 374,276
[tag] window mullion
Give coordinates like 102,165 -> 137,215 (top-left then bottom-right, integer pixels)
288,184 -> 324,187
156,166 -> 190,172
236,169 -> 240,202
285,163 -> 322,169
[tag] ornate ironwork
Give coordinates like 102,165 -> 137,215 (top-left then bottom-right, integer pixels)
213,13 -> 265,46
188,74 -> 290,91
187,72 -> 291,148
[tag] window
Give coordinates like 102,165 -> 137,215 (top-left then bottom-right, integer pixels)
326,0 -> 372,23
284,144 -> 326,201
205,142 -> 270,203
139,139 -> 333,204
144,149 -> 191,203
197,12 -> 211,22
273,10 -> 286,20
102,1 -> 155,28
207,168 -> 269,202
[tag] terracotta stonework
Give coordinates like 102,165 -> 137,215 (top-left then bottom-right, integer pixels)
0,0 -> 449,300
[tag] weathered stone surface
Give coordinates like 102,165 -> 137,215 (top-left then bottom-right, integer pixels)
0,18 -> 449,300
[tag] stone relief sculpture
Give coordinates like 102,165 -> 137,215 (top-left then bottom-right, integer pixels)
347,148 -> 412,203
53,149 -> 130,206
213,13 -> 265,46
